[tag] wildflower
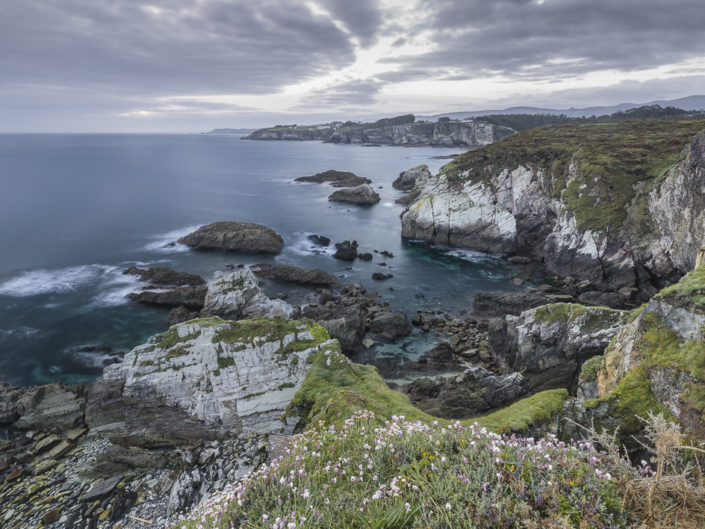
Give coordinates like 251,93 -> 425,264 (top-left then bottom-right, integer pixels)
445,503 -> 451,511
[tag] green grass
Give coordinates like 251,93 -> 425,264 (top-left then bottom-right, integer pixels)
655,264 -> 705,311
439,120 -> 704,233
579,356 -> 603,382
533,303 -> 627,333
211,318 -> 306,345
286,340 -> 568,434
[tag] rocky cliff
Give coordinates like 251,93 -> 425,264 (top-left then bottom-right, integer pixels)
401,121 -> 705,301
246,119 -> 513,147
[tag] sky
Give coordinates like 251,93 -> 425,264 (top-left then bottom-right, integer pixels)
2,0 -> 705,132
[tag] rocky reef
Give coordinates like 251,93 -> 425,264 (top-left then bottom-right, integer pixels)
328,184 -> 380,205
401,121 -> 705,302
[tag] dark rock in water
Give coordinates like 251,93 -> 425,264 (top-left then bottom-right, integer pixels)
425,342 -> 455,362
578,290 -> 624,309
358,252 -> 372,261
128,286 -> 207,310
295,169 -> 371,187
367,310 -> 410,341
307,234 -> 331,246
372,273 -> 393,281
250,263 -> 340,288
328,184 -> 380,205
123,266 -> 205,287
473,290 -> 553,317
506,256 -> 533,265
393,164 -> 430,191
380,251 -> 394,258
168,306 -> 199,326
405,367 -> 528,419
333,240 -> 359,261
178,221 -> 283,254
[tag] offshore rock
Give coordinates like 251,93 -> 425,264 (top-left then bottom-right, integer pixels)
123,266 -> 205,287
178,221 -> 283,254
128,286 -> 207,310
333,240 -> 359,261
328,184 -> 381,205
295,169 -> 371,187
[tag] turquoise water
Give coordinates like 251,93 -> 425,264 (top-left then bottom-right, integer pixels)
0,134 -> 522,385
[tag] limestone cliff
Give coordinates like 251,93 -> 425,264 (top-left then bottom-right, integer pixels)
401,121 -> 705,300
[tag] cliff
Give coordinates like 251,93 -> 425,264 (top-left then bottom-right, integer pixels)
401,120 -> 705,301
245,117 -> 513,147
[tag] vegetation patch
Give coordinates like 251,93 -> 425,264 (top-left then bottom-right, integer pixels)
655,264 -> 705,311
173,410 -> 638,529
212,318 -> 305,345
156,328 -> 201,349
579,355 -> 604,382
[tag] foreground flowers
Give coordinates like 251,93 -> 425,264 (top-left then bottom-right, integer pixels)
173,411 -> 639,528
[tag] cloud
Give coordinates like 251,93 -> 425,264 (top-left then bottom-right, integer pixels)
1,0 -> 704,131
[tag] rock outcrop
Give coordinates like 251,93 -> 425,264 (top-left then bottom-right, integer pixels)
295,170 -> 371,187
401,123 -> 705,300
328,184 -> 380,205
405,367 -> 528,419
489,303 -> 629,391
591,264 -> 705,437
250,263 -> 340,288
202,269 -> 294,320
178,222 -> 283,254
123,267 -> 205,287
393,164 -> 431,190
102,317 -> 329,435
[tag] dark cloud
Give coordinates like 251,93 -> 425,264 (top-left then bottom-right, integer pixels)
405,0 -> 705,77
296,79 -> 384,109
322,0 -> 383,46
0,0 -> 355,95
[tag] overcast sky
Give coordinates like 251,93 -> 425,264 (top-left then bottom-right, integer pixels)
2,0 -> 704,132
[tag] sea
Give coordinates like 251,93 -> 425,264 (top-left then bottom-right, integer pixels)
0,134 -> 526,386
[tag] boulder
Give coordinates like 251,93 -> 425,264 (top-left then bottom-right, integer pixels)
307,234 -> 330,246
295,169 -> 371,187
178,222 -> 283,254
128,286 -> 207,310
250,263 -> 340,288
123,267 -> 205,287
405,367 -> 528,419
333,240 -> 358,261
393,164 -> 431,191
328,184 -> 380,205
12,383 -> 85,433
202,269 -> 294,320
303,304 -> 365,352
367,310 -> 411,342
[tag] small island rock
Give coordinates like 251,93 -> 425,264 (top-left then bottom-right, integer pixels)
178,222 -> 283,254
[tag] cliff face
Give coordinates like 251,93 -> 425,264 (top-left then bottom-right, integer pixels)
246,120 -> 512,147
327,120 -> 505,147
401,121 -> 705,299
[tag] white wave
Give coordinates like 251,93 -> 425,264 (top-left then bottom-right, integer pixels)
0,326 -> 42,338
0,264 -> 115,297
289,232 -> 336,257
437,247 -> 501,264
142,225 -> 200,253
70,346 -> 124,368
90,269 -> 146,307
382,202 -> 394,207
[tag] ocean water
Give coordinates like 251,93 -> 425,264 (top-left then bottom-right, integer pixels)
0,134 -> 524,386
